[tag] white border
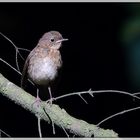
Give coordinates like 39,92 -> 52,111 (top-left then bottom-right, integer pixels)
0,0 -> 140,2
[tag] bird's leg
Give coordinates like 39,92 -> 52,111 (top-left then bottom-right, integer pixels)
32,88 -> 41,108
46,86 -> 54,104
48,86 -> 52,103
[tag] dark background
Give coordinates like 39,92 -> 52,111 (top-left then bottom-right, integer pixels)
0,2 -> 140,137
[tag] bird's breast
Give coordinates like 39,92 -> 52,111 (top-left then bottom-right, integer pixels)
28,57 -> 61,85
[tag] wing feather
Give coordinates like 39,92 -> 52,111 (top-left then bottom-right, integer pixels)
20,56 -> 29,88
20,47 -> 37,88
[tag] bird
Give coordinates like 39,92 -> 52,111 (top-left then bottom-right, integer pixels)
21,31 -> 68,103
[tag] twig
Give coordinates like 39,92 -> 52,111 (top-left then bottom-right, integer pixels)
79,94 -> 88,104
133,92 -> 140,95
0,58 -> 35,86
18,48 -> 30,52
53,89 -> 140,102
38,117 -> 42,138
60,124 -> 69,138
0,32 -> 24,71
0,32 -> 25,60
97,106 -> 140,126
15,50 -> 20,72
0,129 -> 11,137
43,106 -> 56,135
0,32 -> 31,73
53,89 -> 93,101
0,58 -> 21,75
52,120 -> 55,135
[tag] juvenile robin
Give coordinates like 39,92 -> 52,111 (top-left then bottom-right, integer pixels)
21,31 -> 68,103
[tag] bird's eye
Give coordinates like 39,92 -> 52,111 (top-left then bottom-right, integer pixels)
51,38 -> 54,42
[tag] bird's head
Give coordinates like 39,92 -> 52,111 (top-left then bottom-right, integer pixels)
38,31 -> 68,50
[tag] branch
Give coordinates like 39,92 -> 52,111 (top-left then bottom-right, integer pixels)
97,106 -> 140,126
0,73 -> 118,137
54,89 -> 140,101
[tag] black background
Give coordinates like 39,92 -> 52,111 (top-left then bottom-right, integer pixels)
0,2 -> 140,137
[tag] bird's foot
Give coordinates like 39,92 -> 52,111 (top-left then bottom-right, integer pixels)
32,95 -> 41,108
46,98 -> 55,105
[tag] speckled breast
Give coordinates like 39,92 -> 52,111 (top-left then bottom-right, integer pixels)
28,57 -> 60,86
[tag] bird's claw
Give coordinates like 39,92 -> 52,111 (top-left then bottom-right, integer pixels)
32,97 -> 41,108
46,98 -> 55,105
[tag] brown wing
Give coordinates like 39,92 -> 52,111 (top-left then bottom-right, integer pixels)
20,55 -> 29,89
20,47 -> 37,88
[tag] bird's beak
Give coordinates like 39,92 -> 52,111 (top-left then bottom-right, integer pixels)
56,38 -> 68,43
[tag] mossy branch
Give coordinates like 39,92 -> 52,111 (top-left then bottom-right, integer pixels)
0,73 -> 118,137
